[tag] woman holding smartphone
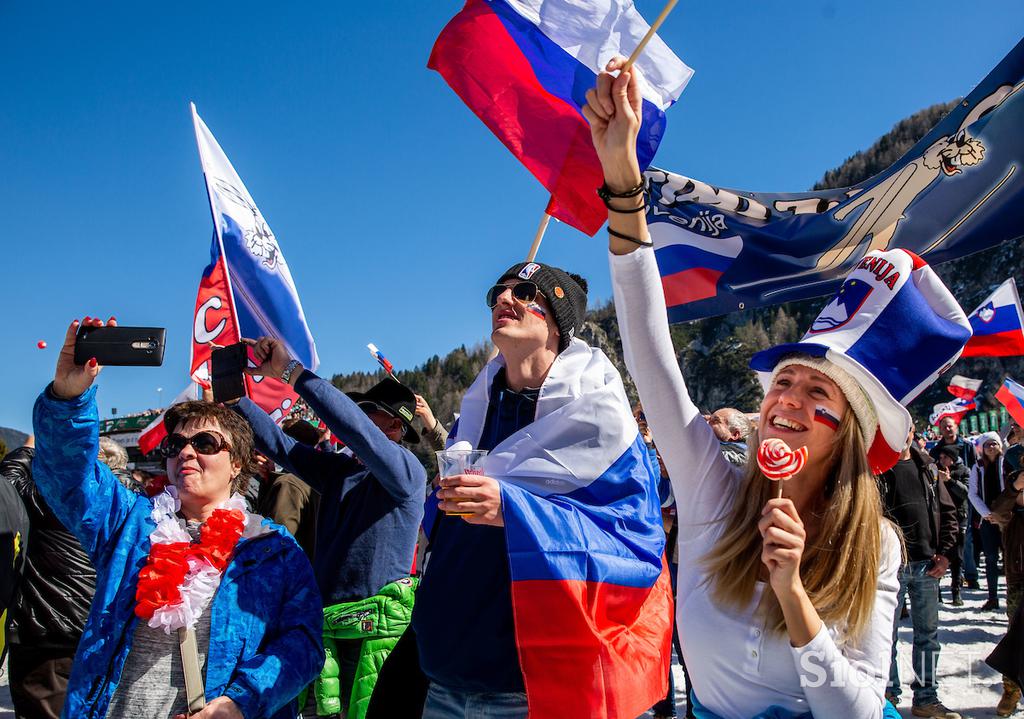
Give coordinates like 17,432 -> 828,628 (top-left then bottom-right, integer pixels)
31,316 -> 324,719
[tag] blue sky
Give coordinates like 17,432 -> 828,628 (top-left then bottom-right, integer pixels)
2,1 -> 1022,433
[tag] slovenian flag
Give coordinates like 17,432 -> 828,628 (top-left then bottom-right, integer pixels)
442,340 -> 672,718
930,397 -> 976,426
648,218 -> 744,318
189,105 -> 319,423
429,0 -> 692,236
948,375 -> 983,401
997,377 -> 1024,427
963,278 -> 1024,357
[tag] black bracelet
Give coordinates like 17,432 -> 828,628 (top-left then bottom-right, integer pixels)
606,202 -> 647,214
597,180 -> 645,201
608,227 -> 653,247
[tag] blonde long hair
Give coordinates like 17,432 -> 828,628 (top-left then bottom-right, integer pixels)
700,409 -> 888,641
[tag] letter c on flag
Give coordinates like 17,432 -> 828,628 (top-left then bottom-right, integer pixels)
195,297 -> 227,344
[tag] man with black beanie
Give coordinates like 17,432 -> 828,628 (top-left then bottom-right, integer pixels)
411,261 -> 670,719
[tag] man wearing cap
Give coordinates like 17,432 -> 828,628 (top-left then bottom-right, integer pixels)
233,339 -> 425,719
412,261 -> 670,719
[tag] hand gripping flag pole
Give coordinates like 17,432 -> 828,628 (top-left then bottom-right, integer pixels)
523,0 -> 680,263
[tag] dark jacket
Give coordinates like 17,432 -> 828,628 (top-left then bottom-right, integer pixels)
0,449 -> 30,659
257,471 -> 319,561
940,460 -> 970,527
236,370 -> 425,604
991,449 -> 1024,584
880,446 -> 959,562
1,445 -> 96,649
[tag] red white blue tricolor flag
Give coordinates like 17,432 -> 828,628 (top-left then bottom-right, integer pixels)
189,104 -> 319,422
647,38 -> 1024,324
962,278 -> 1024,357
429,0 -> 692,236
930,397 -> 976,426
997,377 -> 1024,428
437,341 -> 672,718
947,375 -> 983,401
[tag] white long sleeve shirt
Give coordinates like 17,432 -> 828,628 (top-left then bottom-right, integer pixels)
609,248 -> 900,719
968,461 -> 1003,518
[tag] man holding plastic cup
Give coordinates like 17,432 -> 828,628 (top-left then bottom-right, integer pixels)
413,262 -> 672,719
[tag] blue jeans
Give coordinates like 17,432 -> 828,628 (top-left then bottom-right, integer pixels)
422,683 -> 528,719
888,561 -> 941,706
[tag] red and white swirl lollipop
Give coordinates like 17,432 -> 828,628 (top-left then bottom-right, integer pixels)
757,438 -> 809,498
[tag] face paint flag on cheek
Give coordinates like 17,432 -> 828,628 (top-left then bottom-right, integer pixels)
814,405 -> 841,432
526,302 -> 547,320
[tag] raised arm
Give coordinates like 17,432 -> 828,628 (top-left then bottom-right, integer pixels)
243,337 -> 426,502
31,318 -> 139,558
291,372 -> 426,501
233,398 -> 350,495
583,57 -> 736,523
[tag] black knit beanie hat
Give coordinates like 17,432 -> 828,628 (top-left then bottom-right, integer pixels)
496,261 -> 588,352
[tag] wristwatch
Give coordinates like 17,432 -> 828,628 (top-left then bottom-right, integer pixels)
281,359 -> 302,384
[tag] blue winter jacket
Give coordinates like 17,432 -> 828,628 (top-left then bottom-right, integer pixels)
32,385 -> 325,719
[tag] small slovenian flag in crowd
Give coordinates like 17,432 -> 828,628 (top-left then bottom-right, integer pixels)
947,375 -> 983,401
429,0 -> 692,236
997,377 -> 1024,427
929,397 -> 976,426
962,278 -> 1024,357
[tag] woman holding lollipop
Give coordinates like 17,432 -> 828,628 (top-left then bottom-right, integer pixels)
583,60 -> 972,719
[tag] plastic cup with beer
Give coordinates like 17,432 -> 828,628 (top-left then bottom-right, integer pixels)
436,442 -> 489,517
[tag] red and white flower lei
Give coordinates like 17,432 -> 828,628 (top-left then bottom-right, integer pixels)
134,486 -> 269,635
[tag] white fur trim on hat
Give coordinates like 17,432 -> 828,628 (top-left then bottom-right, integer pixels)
769,355 -> 879,445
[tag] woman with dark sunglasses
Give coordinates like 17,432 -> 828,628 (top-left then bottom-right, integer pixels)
30,317 -> 324,719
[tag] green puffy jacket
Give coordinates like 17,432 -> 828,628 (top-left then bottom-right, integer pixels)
314,576 -> 417,719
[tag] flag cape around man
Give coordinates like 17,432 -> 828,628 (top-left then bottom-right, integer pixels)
189,104 -> 319,421
997,378 -> 1024,427
963,278 -> 1024,357
646,37 -> 1024,324
948,375 -> 983,401
429,0 -> 692,236
429,339 -> 672,718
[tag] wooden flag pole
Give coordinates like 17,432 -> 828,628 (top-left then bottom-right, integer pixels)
621,0 -> 679,72
525,212 -> 552,262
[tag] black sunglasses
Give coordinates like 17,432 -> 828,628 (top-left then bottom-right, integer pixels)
486,281 -> 539,308
160,431 -> 232,459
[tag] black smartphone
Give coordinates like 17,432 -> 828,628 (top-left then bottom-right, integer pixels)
211,343 -> 248,403
74,326 -> 166,367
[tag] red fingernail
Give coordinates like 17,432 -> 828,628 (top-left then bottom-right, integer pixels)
88,358 -> 97,368
84,316 -> 91,323
109,316 -> 117,322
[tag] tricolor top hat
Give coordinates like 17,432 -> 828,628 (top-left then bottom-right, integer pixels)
750,249 -> 973,473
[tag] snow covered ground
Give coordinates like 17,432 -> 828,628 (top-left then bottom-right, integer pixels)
0,574 -> 1017,719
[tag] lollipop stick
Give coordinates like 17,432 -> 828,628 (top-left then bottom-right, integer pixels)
775,482 -> 784,500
